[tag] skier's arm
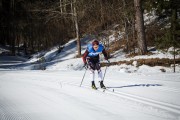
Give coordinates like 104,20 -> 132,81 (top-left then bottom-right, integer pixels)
82,50 -> 89,64
102,49 -> 108,60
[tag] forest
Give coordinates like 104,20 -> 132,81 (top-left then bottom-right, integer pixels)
0,0 -> 179,57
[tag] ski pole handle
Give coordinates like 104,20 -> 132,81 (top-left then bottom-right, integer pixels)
107,60 -> 110,64
83,63 -> 88,70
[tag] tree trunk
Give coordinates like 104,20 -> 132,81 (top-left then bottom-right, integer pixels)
171,7 -> 177,73
73,0 -> 81,57
11,30 -> 15,55
11,0 -> 15,55
122,0 -> 129,54
60,0 -> 63,13
132,17 -> 136,54
134,0 -> 147,55
24,41 -> 27,55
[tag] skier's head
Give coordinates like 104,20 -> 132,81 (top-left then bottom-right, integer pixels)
92,40 -> 99,51
92,40 -> 99,46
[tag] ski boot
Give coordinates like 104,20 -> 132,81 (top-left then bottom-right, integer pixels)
100,81 -> 106,89
91,81 -> 97,90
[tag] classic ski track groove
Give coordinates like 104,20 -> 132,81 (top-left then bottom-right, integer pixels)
0,100 -> 31,120
153,87 -> 180,93
62,82 -> 180,115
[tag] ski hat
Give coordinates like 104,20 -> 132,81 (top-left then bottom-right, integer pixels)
92,40 -> 99,45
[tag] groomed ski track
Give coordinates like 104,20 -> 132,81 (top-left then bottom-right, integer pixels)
0,70 -> 180,120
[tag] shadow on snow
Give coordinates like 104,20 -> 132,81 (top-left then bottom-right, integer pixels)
107,84 -> 162,89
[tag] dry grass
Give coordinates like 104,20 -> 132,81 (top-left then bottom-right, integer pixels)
101,58 -> 180,67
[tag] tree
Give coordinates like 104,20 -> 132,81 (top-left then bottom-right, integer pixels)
134,0 -> 147,55
145,0 -> 180,72
170,0 -> 180,72
73,0 -> 81,57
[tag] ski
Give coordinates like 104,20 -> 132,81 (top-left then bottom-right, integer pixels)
100,88 -> 115,92
79,83 -> 115,92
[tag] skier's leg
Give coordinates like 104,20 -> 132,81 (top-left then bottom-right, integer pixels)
90,70 -> 97,89
88,61 -> 97,89
95,63 -> 103,81
98,69 -> 103,81
90,69 -> 95,82
96,63 -> 106,89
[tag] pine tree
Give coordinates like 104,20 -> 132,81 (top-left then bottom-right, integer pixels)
145,0 -> 180,72
134,0 -> 147,55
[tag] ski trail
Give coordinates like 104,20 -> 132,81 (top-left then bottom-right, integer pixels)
154,86 -> 180,93
1,71 -> 180,120
0,76 -> 125,120
104,89 -> 180,114
28,85 -> 122,120
0,96 -> 31,120
63,82 -> 180,116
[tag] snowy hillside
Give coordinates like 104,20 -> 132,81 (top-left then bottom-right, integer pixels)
0,35 -> 180,120
0,35 -> 179,72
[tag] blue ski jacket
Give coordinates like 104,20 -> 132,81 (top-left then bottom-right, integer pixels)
82,43 -> 108,63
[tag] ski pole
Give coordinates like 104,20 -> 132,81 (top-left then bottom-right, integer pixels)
80,67 -> 87,87
102,65 -> 107,81
102,61 -> 110,81
80,58 -> 89,87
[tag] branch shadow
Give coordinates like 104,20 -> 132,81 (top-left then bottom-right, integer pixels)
107,84 -> 162,89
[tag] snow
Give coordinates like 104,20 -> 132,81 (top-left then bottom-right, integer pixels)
0,35 -> 180,120
0,46 -> 10,54
0,70 -> 180,120
144,10 -> 158,25
110,47 -> 180,63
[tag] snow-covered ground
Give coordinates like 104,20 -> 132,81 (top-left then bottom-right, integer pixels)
0,36 -> 180,120
0,69 -> 180,120
1,38 -> 178,72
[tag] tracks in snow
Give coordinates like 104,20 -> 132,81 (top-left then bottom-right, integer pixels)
61,81 -> 180,116
104,89 -> 180,114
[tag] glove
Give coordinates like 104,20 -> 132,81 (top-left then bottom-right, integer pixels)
106,60 -> 110,66
107,60 -> 110,64
83,63 -> 88,69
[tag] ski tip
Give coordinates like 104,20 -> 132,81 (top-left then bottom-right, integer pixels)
92,88 -> 98,90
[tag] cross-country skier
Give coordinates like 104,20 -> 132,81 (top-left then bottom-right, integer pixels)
82,40 -> 109,89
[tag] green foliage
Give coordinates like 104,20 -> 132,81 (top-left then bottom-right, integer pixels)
155,28 -> 180,50
143,0 -> 171,14
155,29 -> 173,49
144,0 -> 179,51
